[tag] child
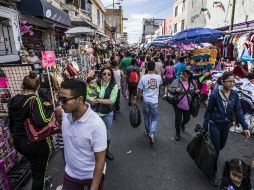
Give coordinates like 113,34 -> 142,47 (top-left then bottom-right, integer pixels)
220,159 -> 252,190
86,77 -> 99,110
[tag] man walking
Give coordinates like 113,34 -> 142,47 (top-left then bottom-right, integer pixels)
138,61 -> 162,145
175,57 -> 187,79
58,79 -> 107,190
126,58 -> 140,106
120,51 -> 132,97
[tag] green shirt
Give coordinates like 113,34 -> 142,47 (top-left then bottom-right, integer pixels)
86,86 -> 98,101
120,57 -> 132,75
97,82 -> 118,116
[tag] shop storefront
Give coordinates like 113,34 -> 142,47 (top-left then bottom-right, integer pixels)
18,0 -> 71,55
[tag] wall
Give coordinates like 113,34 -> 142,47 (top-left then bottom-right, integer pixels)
206,0 -> 254,29
186,0 -> 207,28
91,0 -> 106,33
0,6 -> 21,63
171,0 -> 188,34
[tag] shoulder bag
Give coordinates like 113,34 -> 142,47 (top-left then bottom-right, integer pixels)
24,98 -> 60,143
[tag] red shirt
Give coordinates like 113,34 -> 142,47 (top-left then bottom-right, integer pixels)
233,65 -> 248,78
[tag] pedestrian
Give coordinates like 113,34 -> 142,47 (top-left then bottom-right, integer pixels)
175,57 -> 187,79
154,56 -> 163,77
59,79 -> 107,190
169,70 -> 198,141
220,159 -> 252,190
120,51 -> 132,97
126,58 -> 140,106
95,67 -> 118,160
203,71 -> 250,186
111,60 -> 124,119
8,71 -> 54,190
163,60 -> 175,99
137,60 -> 162,145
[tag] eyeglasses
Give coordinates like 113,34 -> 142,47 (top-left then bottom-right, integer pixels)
102,72 -> 111,77
59,96 -> 78,104
224,80 -> 236,84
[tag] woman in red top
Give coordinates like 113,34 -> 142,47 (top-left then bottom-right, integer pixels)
233,62 -> 249,78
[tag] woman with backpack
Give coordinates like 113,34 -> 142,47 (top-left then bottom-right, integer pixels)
94,67 -> 118,160
8,71 -> 55,190
169,70 -> 198,141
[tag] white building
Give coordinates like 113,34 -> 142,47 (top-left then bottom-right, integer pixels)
0,1 -> 21,64
186,0 -> 254,31
171,0 -> 188,35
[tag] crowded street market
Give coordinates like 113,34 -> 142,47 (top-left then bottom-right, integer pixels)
0,0 -> 254,189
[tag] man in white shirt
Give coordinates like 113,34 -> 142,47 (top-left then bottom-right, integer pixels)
27,49 -> 42,74
138,61 -> 162,145
58,79 -> 107,190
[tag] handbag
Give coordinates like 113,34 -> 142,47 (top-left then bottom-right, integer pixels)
24,98 -> 60,143
67,64 -> 77,77
190,94 -> 200,117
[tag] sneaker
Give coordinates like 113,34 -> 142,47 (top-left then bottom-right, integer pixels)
162,95 -> 167,99
144,131 -> 148,137
149,134 -> 155,145
174,134 -> 180,141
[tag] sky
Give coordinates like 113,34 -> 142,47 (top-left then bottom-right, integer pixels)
101,0 -> 174,44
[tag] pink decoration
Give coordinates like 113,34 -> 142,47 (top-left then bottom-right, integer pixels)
41,51 -> 56,67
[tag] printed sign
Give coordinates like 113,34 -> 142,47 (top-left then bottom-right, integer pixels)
41,51 -> 56,67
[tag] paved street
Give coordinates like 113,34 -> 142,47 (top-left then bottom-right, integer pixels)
23,95 -> 254,190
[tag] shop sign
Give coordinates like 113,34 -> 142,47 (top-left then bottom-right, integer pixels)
191,14 -> 200,23
46,9 -> 52,18
41,51 -> 56,67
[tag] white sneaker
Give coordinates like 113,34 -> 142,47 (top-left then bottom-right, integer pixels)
56,185 -> 63,190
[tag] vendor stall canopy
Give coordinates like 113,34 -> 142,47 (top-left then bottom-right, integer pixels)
18,0 -> 71,27
172,27 -> 222,45
65,27 -> 95,35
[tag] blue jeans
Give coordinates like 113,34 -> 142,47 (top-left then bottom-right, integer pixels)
142,101 -> 158,135
100,112 -> 114,140
208,122 -> 229,176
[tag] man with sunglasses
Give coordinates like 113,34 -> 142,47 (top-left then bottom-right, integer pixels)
58,79 -> 107,190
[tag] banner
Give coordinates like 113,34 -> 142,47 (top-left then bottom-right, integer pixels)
41,51 -> 56,67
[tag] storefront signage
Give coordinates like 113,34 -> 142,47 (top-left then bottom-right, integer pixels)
46,9 -> 52,18
191,14 -> 200,23
41,51 -> 56,67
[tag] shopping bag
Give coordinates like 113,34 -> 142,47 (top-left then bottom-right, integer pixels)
67,64 -> 77,77
129,103 -> 141,128
190,94 -> 200,117
187,131 -> 217,179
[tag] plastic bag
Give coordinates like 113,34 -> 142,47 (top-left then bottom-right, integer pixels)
187,131 -> 217,179
190,95 -> 200,117
129,103 -> 141,128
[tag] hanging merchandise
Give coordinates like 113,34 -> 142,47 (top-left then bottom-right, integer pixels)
241,49 -> 254,62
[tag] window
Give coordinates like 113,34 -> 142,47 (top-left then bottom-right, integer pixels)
174,23 -> 177,33
80,0 -> 86,10
97,9 -> 100,26
0,21 -> 12,56
181,20 -> 185,31
65,0 -> 73,4
175,6 -> 178,17
86,2 -> 92,17
182,0 -> 185,11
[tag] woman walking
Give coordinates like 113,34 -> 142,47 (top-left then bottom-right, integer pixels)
163,60 -> 175,99
8,71 -> 54,190
203,71 -> 250,186
169,70 -> 198,141
95,67 -> 118,160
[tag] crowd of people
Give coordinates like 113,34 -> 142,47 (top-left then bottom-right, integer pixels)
6,46 -> 254,190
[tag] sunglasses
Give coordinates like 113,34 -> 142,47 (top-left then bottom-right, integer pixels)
102,72 -> 111,76
59,96 -> 78,104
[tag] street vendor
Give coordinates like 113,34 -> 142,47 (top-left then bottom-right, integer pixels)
27,49 -> 42,74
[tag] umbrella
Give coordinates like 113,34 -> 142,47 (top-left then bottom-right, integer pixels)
171,27 -> 222,45
65,27 -> 95,34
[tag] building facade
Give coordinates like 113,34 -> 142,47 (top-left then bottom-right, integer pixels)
142,18 -> 164,43
171,0 -> 188,35
91,0 -> 106,34
106,6 -> 123,43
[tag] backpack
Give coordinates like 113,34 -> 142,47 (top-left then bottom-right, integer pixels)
129,70 -> 139,83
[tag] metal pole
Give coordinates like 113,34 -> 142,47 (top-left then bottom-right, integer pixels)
113,0 -> 115,41
46,67 -> 56,109
230,0 -> 236,31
